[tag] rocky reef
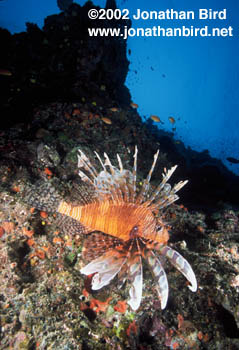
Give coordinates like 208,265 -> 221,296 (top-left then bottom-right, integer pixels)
0,1 -> 239,349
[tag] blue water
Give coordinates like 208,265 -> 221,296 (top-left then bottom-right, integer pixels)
0,0 -> 239,175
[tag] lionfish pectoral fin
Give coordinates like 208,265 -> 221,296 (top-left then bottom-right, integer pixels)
91,264 -> 124,290
82,232 -> 123,261
117,263 -> 128,289
127,254 -> 143,311
160,246 -> 197,292
145,249 -> 169,310
80,249 -> 126,290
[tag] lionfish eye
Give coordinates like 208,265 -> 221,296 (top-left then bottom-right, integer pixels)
129,225 -> 139,239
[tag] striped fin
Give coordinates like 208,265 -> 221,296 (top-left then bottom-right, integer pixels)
78,147 -> 188,207
159,245 -> 197,292
82,232 -> 123,261
78,149 -> 98,186
103,152 -> 129,201
127,248 -> 143,310
103,152 -> 116,175
116,239 -> 136,288
146,178 -> 188,210
115,153 -> 130,202
153,194 -> 179,210
147,165 -> 178,204
145,249 -> 168,309
55,214 -> 90,236
155,179 -> 188,209
136,149 -> 159,204
172,180 -> 188,194
69,181 -> 97,206
102,152 -> 134,202
78,148 -> 135,203
117,260 -> 129,288
132,146 -> 138,202
94,151 -> 123,200
80,249 -> 127,290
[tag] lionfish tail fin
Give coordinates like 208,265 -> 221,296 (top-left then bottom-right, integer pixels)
145,249 -> 169,309
160,246 -> 197,292
56,215 -> 89,237
127,253 -> 143,311
24,180 -> 62,212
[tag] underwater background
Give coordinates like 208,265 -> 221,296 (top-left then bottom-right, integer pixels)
1,0 -> 239,175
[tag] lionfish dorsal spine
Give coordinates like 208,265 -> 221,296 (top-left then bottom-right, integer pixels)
115,153 -> 132,202
116,154 -> 124,172
94,151 -> 106,171
135,149 -> 159,204
77,146 -> 188,210
78,149 -> 98,180
172,180 -> 189,194
131,146 -> 138,202
103,152 -> 115,175
78,148 -> 139,203
146,165 -> 178,204
78,169 -> 93,186
152,179 -> 188,210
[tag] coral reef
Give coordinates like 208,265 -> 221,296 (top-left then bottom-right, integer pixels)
57,0 -> 74,12
0,100 -> 239,350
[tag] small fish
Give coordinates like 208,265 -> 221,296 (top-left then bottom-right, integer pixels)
226,157 -> 239,164
130,102 -> 138,109
72,109 -> 81,116
109,107 -> 119,112
150,115 -> 163,123
101,117 -> 112,125
0,69 -> 12,76
169,116 -> 175,124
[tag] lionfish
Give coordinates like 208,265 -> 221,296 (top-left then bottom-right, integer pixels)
26,147 -> 197,310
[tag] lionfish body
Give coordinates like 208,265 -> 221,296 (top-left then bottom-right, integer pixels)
56,147 -> 197,310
